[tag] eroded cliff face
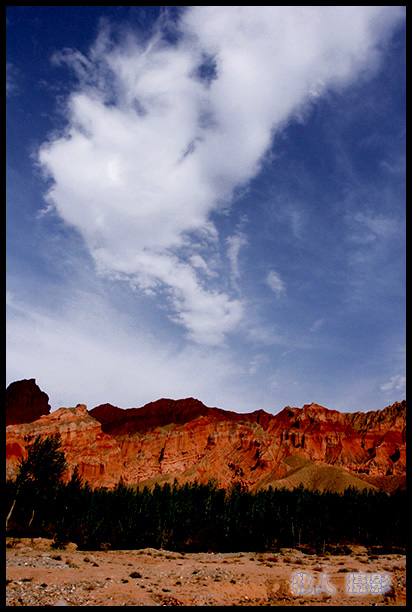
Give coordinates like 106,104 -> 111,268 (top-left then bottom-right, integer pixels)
268,402 -> 406,478
6,404 -> 123,487
5,388 -> 406,492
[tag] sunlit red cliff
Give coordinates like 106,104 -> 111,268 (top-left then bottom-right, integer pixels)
6,379 -> 406,493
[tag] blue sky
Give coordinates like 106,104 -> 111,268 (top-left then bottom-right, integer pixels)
6,6 -> 405,414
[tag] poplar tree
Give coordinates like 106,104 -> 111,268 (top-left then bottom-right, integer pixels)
6,434 -> 67,532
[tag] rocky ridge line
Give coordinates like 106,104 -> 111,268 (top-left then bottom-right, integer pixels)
6,380 -> 406,493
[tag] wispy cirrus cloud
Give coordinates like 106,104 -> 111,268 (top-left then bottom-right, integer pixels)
6,288 -> 253,411
266,270 -> 287,298
6,62 -> 18,96
380,374 -> 406,395
226,230 -> 248,289
347,210 -> 399,245
37,6 -> 404,346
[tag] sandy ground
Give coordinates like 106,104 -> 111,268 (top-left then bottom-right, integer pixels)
6,538 -> 405,606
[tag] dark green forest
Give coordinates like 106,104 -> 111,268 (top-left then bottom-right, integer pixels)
6,435 -> 406,553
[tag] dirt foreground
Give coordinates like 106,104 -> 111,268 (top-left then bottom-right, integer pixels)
6,538 -> 406,606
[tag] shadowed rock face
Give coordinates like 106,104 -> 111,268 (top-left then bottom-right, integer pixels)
89,398 -> 271,435
6,379 -> 51,426
5,385 -> 406,493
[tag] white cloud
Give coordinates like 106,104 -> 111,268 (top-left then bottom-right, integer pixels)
380,374 -> 406,395
37,6 -> 404,345
266,270 -> 287,298
310,318 -> 325,333
226,231 -> 248,288
6,62 -> 18,96
248,353 -> 268,376
348,211 -> 399,245
6,290 -> 253,412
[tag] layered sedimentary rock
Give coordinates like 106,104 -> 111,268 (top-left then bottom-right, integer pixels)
266,402 -> 406,478
6,404 -> 123,487
5,386 -> 406,492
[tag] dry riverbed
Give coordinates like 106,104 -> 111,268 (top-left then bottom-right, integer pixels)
6,538 -> 406,606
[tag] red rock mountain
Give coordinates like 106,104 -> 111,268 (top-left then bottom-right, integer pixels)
6,379 -> 51,426
5,382 -> 406,493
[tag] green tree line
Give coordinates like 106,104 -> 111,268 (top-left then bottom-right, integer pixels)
5,435 -> 406,552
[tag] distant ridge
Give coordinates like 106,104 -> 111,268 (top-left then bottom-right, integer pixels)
90,398 -> 272,434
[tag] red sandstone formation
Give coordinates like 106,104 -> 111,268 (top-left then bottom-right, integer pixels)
89,399 -> 270,435
266,402 -> 406,479
6,379 -> 51,426
5,386 -> 406,493
6,404 -> 123,487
